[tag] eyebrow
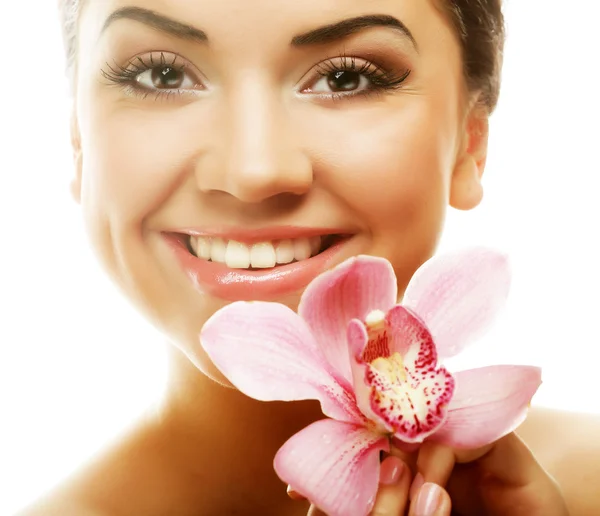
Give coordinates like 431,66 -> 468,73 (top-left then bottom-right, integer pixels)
101,8 -> 416,51
101,7 -> 208,43
291,15 -> 417,50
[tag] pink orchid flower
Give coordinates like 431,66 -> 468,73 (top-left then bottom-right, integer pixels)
200,248 -> 542,516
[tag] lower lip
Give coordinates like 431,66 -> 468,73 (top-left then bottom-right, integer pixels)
165,235 -> 351,301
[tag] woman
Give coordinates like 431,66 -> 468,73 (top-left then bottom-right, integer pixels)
22,0 -> 598,514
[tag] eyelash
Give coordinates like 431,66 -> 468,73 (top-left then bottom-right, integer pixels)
101,52 -> 200,101
310,54 -> 411,100
100,51 -> 411,102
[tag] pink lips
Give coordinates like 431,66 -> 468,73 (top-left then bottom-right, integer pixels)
164,228 -> 351,301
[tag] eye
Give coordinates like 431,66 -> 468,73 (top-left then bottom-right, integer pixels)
135,63 -> 198,91
301,55 -> 410,99
101,52 -> 204,99
311,70 -> 371,94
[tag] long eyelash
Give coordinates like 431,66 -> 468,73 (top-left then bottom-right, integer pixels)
100,52 -> 190,101
315,54 -> 411,99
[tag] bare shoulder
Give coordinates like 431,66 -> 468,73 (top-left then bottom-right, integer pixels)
518,405 -> 600,459
518,406 -> 600,514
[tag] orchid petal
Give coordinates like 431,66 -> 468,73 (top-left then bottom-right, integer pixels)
403,247 -> 511,359
347,319 -> 382,428
375,306 -> 454,442
432,365 -> 542,449
348,313 -> 455,443
366,359 -> 454,444
274,419 -> 389,516
386,304 -> 434,362
200,301 -> 363,423
299,255 -> 398,384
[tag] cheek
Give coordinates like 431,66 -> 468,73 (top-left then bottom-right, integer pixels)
76,95 -> 211,313
306,100 -> 457,288
80,107 -> 200,224
310,101 -> 453,233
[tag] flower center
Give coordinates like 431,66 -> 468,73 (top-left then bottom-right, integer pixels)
357,308 -> 454,440
365,309 -> 386,327
361,310 -> 391,363
363,312 -> 427,427
366,351 -> 435,434
371,352 -> 408,385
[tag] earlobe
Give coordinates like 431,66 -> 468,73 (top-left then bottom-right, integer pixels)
449,107 -> 489,211
449,155 -> 484,210
70,111 -> 83,204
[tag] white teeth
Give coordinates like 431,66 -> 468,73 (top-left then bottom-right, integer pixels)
250,242 -> 277,269
189,236 -> 198,255
190,234 -> 332,268
310,236 -> 322,256
275,240 -> 295,264
210,237 -> 227,264
294,238 -> 312,261
196,237 -> 212,260
225,240 -> 251,269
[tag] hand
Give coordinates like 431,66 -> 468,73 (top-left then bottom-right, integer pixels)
289,454 -> 452,515
289,431 -> 569,515
411,432 -> 569,516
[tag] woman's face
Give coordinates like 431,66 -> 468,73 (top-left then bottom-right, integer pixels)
73,0 -> 484,380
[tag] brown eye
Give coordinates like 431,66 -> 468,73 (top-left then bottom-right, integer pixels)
327,71 -> 362,92
136,65 -> 198,91
307,67 -> 372,96
148,66 -> 185,89
301,55 -> 411,99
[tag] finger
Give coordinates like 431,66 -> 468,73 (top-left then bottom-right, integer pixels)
389,440 -> 419,475
307,505 -> 326,516
287,485 -> 307,501
455,433 -> 569,514
409,435 -> 532,502
408,483 -> 452,516
370,455 -> 411,515
408,442 -> 455,501
454,432 -> 539,486
412,433 -> 530,489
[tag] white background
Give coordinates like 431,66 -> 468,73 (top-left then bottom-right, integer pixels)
0,0 -> 599,513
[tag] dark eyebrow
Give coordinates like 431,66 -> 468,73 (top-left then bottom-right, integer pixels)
101,7 -> 208,43
291,15 -> 417,50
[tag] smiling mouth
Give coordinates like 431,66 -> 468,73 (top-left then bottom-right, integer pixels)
185,234 -> 344,270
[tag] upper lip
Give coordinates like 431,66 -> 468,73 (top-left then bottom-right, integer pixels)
166,226 -> 351,245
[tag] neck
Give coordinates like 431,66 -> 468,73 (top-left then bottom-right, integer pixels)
153,345 -> 320,514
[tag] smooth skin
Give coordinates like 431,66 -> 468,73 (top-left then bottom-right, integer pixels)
21,0 -> 600,514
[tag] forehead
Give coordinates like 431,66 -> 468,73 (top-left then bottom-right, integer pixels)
81,0 -> 456,55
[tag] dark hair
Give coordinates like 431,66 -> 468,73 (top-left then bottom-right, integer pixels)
438,0 -> 505,112
57,0 -> 504,112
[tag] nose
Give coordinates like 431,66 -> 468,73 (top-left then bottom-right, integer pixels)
195,78 -> 313,204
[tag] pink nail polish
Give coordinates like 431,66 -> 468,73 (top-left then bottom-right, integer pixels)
379,456 -> 405,485
409,472 -> 424,501
414,482 -> 442,516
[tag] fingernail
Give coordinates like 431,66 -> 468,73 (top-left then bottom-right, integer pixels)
414,482 -> 443,516
409,472 -> 424,500
379,456 -> 405,485
286,485 -> 303,500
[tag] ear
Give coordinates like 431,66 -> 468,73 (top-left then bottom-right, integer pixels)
449,105 -> 489,211
70,109 -> 83,204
